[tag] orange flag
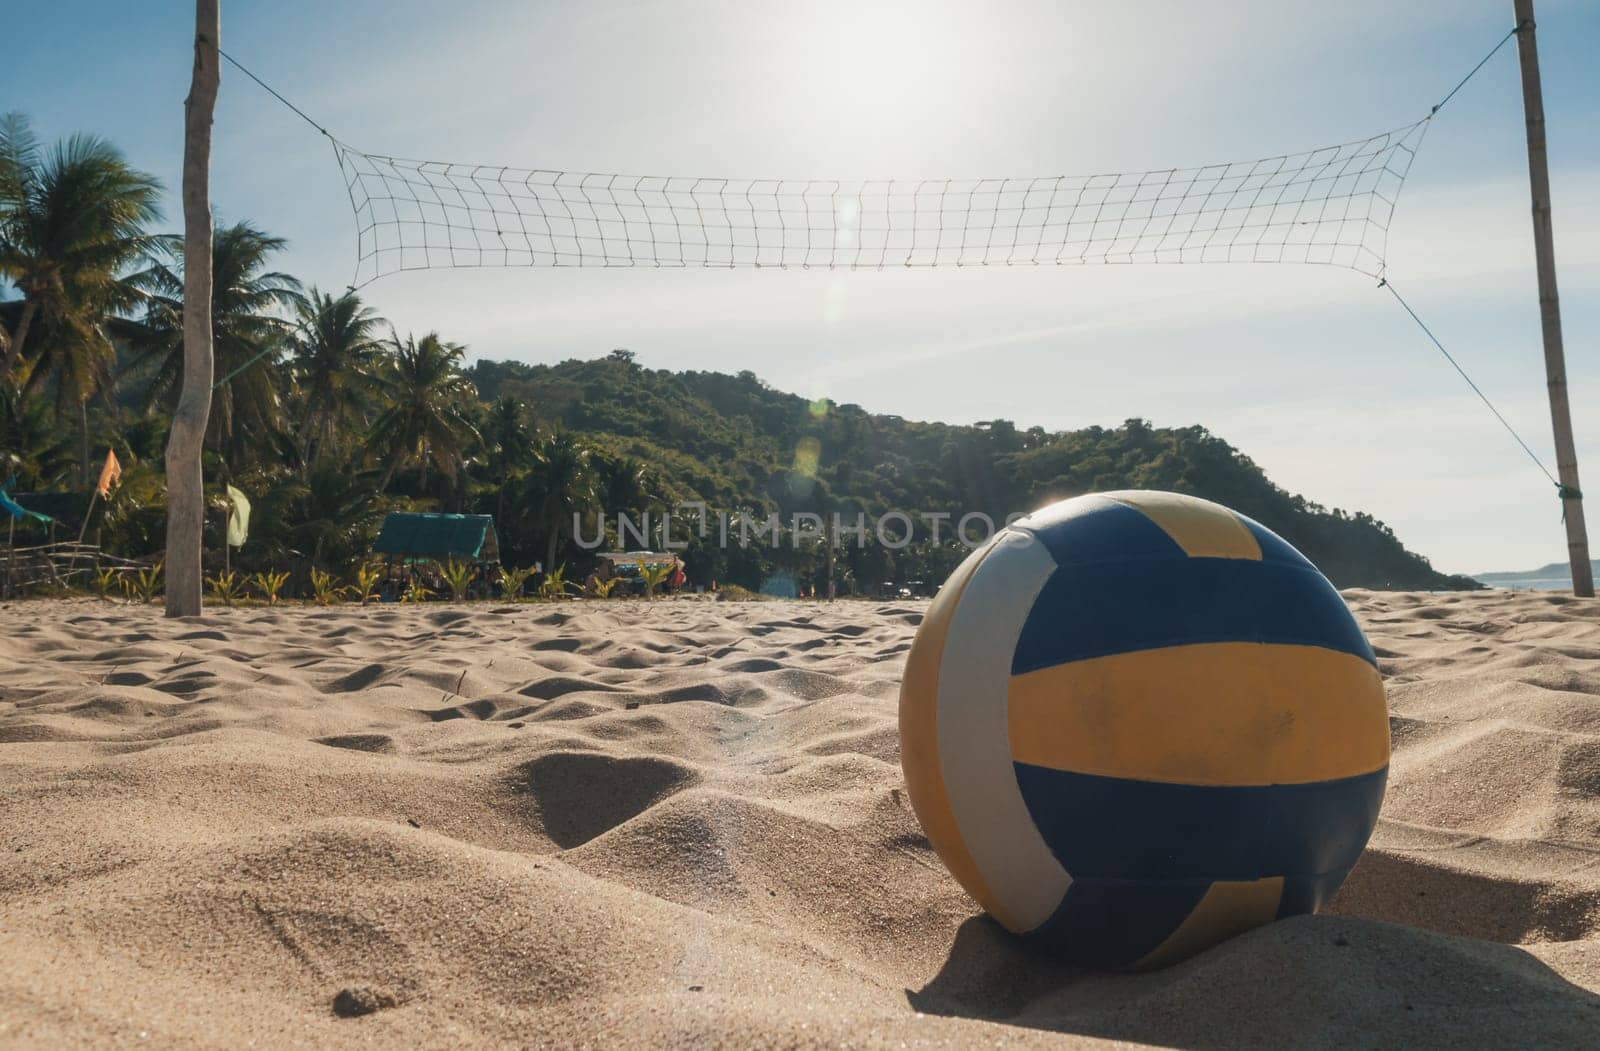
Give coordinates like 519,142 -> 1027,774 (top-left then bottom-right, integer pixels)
95,449 -> 122,498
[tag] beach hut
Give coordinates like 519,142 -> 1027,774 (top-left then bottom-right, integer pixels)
371,512 -> 501,597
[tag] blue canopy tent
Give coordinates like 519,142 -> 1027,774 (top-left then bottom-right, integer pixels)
370,512 -> 502,599
372,512 -> 500,563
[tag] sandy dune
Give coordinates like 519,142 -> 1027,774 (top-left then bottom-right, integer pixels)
2,590 -> 1598,1047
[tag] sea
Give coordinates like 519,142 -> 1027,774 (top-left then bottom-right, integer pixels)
1477,576 -> 1571,592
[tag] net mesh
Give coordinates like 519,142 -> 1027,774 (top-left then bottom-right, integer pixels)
332,119 -> 1428,287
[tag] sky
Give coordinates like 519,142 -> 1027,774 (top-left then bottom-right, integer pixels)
6,0 -> 1600,575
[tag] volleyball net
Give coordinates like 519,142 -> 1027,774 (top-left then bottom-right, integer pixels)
330,119 -> 1429,287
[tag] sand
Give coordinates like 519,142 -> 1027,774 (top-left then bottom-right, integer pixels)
1,589 -> 1598,1047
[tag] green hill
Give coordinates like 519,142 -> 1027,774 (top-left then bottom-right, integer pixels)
466,351 -> 1476,593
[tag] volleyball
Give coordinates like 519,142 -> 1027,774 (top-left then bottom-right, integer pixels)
899,490 -> 1389,968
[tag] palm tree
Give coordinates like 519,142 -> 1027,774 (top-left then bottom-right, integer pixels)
526,429 -> 595,572
16,303 -> 125,486
130,221 -> 303,469
288,287 -> 386,468
0,382 -> 74,489
482,395 -> 533,520
288,463 -> 385,571
367,331 -> 479,495
0,112 -> 162,388
1,114 -> 162,484
597,453 -> 655,517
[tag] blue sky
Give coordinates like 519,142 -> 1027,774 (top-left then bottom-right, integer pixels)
6,0 -> 1599,574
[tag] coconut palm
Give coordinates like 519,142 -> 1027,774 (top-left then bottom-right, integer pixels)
0,382 -> 74,488
129,221 -> 303,468
597,453 -> 656,517
14,304 -> 125,486
525,429 -> 596,573
367,331 -> 480,495
482,394 -> 533,520
1,114 -> 162,484
288,287 -> 386,468
0,112 -> 162,388
288,463 -> 385,571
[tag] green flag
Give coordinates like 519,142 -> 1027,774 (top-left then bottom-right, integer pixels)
226,484 -> 251,547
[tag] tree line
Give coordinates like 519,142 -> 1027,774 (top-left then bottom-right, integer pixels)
1,112 -> 1478,597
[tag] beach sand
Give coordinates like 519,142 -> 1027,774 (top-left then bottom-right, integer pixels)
2,590 -> 1598,1047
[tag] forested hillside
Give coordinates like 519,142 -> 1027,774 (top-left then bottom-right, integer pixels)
468,351 -> 1476,592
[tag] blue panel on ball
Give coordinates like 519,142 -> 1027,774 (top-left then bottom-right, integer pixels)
1238,516 -> 1318,571
1023,878 -> 1209,968
1010,557 -> 1376,674
1011,763 -> 1387,881
1019,498 -> 1187,569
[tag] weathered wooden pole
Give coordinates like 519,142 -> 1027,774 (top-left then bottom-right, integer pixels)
1513,0 -> 1593,597
164,0 -> 220,616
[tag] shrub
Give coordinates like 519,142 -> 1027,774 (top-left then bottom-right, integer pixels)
499,565 -> 536,601
309,567 -> 349,606
252,569 -> 291,604
439,558 -> 473,601
353,563 -> 383,606
537,564 -> 574,600
93,566 -> 121,599
638,562 -> 672,599
124,562 -> 164,604
206,569 -> 246,607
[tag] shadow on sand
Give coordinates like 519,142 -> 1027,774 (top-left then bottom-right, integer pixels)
908,913 -> 1600,1048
